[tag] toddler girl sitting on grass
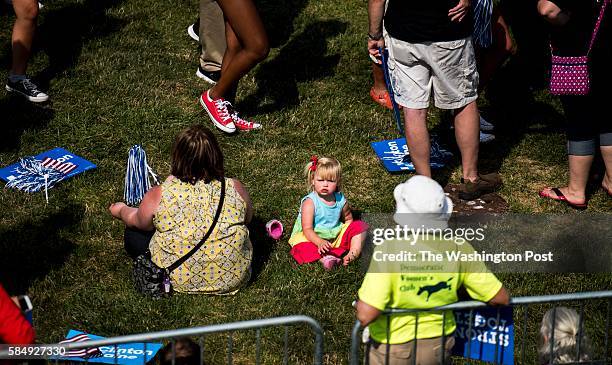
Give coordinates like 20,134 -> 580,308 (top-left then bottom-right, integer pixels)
289,156 -> 367,270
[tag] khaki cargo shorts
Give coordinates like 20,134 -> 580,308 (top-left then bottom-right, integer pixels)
386,36 -> 479,110
369,336 -> 455,365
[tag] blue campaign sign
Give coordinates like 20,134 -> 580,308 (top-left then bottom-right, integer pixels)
57,330 -> 163,365
0,147 -> 96,190
370,138 -> 450,173
453,307 -> 514,364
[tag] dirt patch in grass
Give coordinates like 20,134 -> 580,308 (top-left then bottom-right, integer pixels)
444,183 -> 509,214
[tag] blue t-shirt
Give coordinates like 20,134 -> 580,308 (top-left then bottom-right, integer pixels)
290,191 -> 347,240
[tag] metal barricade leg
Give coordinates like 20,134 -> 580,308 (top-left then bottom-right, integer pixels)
440,311 -> 446,365
412,313 -> 419,365
549,307 -> 556,365
606,299 -> 610,363
385,315 -> 391,365
198,336 -> 205,365
227,333 -> 233,365
522,305 -> 528,365
283,326 -> 289,365
255,329 -> 261,365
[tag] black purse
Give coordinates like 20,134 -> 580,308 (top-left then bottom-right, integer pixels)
133,178 -> 226,298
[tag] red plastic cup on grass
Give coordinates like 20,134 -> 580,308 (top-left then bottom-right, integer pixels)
265,219 -> 283,240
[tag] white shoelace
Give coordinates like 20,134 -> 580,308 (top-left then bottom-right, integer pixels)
22,79 -> 41,94
230,112 -> 253,127
214,99 -> 232,122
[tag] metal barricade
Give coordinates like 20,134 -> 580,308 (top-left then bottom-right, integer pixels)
350,291 -> 612,365
5,315 -> 323,365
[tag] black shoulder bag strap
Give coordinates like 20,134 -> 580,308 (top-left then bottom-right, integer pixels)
165,177 -> 226,274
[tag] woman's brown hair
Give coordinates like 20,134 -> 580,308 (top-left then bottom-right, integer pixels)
171,125 -> 224,184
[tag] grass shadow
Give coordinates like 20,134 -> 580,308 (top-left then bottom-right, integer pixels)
0,203 -> 83,294
0,97 -> 54,152
247,216 -> 275,282
0,0 -> 125,151
257,0 -> 309,48
479,58 -> 565,173
499,0 -> 550,91
34,0 -> 127,90
237,19 -> 348,114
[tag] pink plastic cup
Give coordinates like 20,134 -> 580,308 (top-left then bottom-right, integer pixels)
265,219 -> 284,240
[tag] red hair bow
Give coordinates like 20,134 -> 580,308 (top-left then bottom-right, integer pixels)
309,156 -> 318,171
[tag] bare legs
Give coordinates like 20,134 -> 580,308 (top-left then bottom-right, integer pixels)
601,146 -> 612,194
11,0 -> 38,76
454,102 -> 480,181
404,108 -> 431,177
542,146 -> 612,203
209,0 -> 269,100
404,101 -> 480,181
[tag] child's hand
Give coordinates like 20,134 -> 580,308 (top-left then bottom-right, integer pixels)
109,202 -> 126,219
343,251 -> 358,266
317,240 -> 332,254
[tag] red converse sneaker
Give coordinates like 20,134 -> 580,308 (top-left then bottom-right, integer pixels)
230,109 -> 262,131
199,90 -> 236,133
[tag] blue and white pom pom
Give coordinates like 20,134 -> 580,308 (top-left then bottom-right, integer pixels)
124,145 -> 159,206
5,157 -> 65,202
473,0 -> 493,48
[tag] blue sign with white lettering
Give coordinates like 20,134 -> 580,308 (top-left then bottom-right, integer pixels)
453,307 -> 514,364
370,138 -> 451,173
0,147 -> 96,191
57,330 -> 163,365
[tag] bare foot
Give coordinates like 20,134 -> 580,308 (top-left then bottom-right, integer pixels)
343,251 -> 358,266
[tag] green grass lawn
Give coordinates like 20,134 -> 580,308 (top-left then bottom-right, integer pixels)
0,0 -> 610,363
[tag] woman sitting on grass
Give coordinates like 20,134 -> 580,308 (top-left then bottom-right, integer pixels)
110,125 -> 254,294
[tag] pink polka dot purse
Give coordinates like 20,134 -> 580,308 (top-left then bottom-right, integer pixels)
550,0 -> 609,96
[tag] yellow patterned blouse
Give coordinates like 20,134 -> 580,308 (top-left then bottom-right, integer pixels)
150,177 -> 252,294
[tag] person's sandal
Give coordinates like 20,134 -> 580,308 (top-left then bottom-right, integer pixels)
369,87 -> 401,110
539,187 -> 587,210
459,173 -> 502,200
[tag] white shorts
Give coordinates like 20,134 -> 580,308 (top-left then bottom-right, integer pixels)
386,36 -> 479,109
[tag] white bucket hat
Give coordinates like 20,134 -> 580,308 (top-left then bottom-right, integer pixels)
393,175 -> 453,227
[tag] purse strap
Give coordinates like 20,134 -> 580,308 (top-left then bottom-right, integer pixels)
587,0 -> 609,55
166,177 -> 226,273
550,0 -> 609,56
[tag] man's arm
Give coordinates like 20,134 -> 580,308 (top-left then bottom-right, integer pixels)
109,185 -> 161,231
367,0 -> 386,61
487,286 -> 510,306
537,0 -> 571,25
356,300 -> 382,326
